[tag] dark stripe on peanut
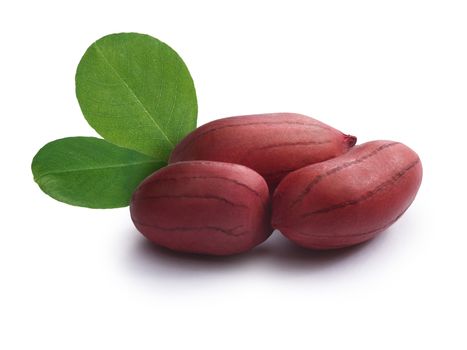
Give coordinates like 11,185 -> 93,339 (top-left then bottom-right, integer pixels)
132,220 -> 246,237
295,205 -> 411,238
301,158 -> 420,217
238,140 -> 332,164
142,175 -> 261,198
175,120 -> 330,155
289,142 -> 400,209
255,140 -> 332,151
134,194 -> 248,208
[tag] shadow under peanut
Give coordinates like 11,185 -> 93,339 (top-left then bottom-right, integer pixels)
125,228 -> 392,280
263,230 -> 384,271
124,230 -> 273,282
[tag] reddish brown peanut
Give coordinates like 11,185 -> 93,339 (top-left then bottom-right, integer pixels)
272,141 -> 423,249
169,113 -> 356,191
130,161 -> 272,255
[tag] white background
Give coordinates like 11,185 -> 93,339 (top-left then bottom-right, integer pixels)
1,1 -> 466,349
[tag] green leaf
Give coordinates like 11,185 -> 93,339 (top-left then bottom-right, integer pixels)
32,137 -> 165,208
76,32 -> 197,159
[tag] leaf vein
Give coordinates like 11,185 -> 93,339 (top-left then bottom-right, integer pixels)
35,160 -> 163,182
93,42 -> 175,147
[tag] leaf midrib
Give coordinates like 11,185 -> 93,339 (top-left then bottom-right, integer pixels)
35,159 -> 162,182
93,42 -> 175,148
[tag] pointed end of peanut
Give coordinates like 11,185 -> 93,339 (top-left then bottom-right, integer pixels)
345,134 -> 357,148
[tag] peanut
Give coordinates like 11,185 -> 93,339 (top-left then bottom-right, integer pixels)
169,113 -> 356,191
130,161 -> 272,255
272,140 -> 423,249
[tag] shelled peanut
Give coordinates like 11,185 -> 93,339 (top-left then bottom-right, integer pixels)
130,161 -> 271,255
272,141 -> 423,249
130,114 -> 422,255
169,113 -> 357,190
